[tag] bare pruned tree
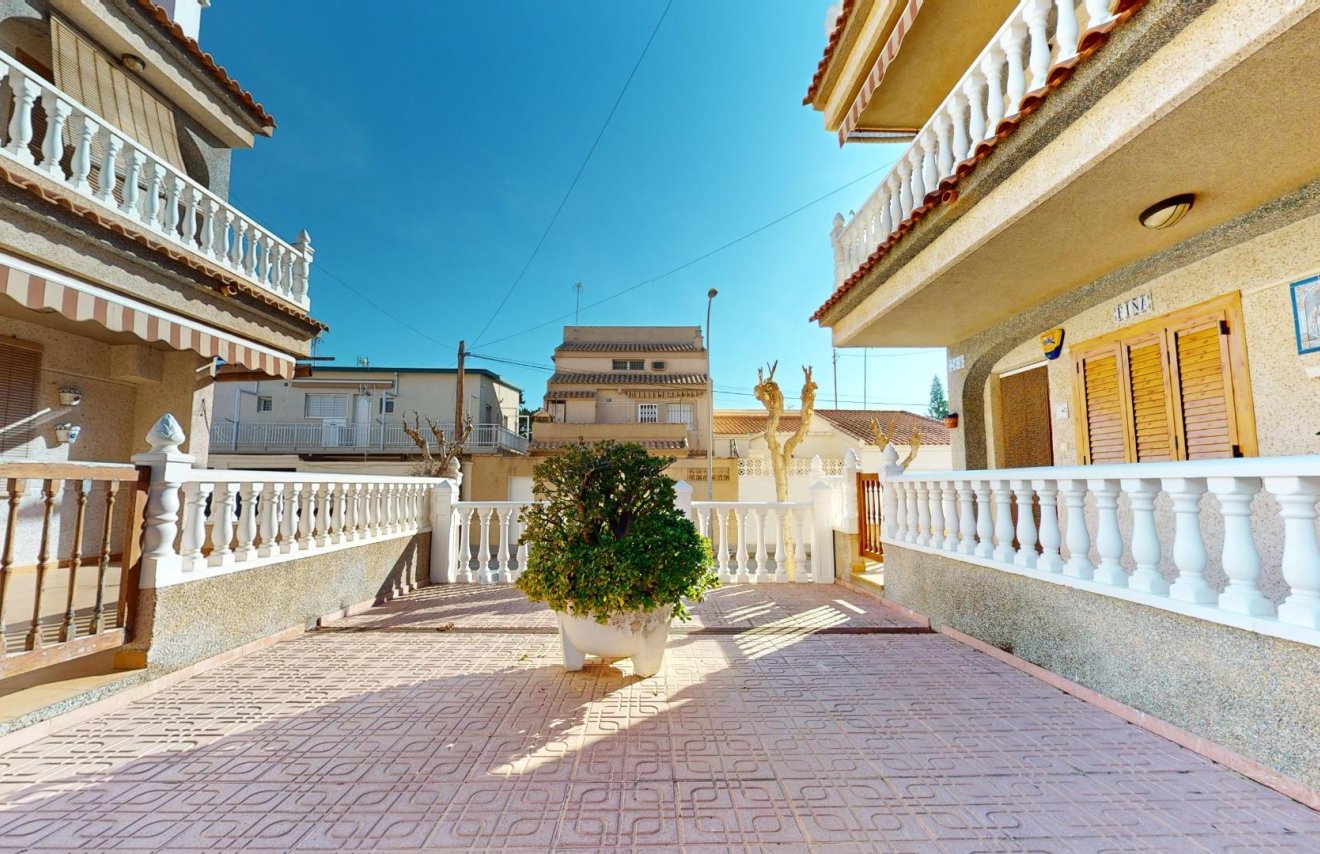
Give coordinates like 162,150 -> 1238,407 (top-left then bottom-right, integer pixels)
869,413 -> 922,468
401,411 -> 471,478
753,361 -> 819,504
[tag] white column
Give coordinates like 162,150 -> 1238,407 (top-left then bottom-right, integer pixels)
949,93 -> 970,165
734,508 -> 749,583
908,146 -> 926,208
933,113 -> 954,183
956,481 -> 976,555
1000,21 -> 1028,115
714,508 -> 730,582
921,132 -> 939,198
1059,479 -> 1093,579
990,480 -> 1015,562
905,481 -> 921,544
897,160 -> 914,221
927,481 -> 944,549
1162,477 -> 1216,605
457,506 -> 473,583
280,484 -> 300,554
792,507 -> 809,582
981,48 -> 1006,139
497,506 -> 514,582
95,130 -> 124,204
478,506 -> 495,583
1207,476 -> 1272,617
886,175 -> 903,235
430,481 -> 456,583
964,70 -> 987,148
1088,478 -> 1125,587
257,482 -> 281,557
130,416 -> 196,589
67,114 -> 99,194
1085,0 -> 1116,29
1266,476 -> 1320,629
753,507 -> 769,583
915,482 -> 932,546
973,483 -> 993,558
941,480 -> 959,551
5,68 -> 40,165
178,481 -> 211,572
297,482 -> 316,549
1024,0 -> 1053,91
771,508 -> 787,582
1011,479 -> 1037,568
38,91 -> 71,178
120,148 -> 145,218
1055,0 -> 1081,62
1033,479 -> 1063,573
1121,478 -> 1166,594
810,480 -> 836,582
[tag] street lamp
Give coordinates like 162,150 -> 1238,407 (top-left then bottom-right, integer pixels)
705,288 -> 718,500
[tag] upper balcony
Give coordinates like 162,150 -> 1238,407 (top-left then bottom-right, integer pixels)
0,48 -> 313,312
210,421 -> 529,456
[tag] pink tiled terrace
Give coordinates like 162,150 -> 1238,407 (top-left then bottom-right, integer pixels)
1,584 -> 1317,851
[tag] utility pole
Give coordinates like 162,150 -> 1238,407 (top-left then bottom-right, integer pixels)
454,339 -> 466,438
574,281 -> 583,325
832,349 -> 839,408
863,348 -> 868,409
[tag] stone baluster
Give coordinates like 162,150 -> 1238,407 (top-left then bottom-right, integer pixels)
990,480 -> 1015,562
211,481 -> 237,564
1120,478 -> 1166,594
257,483 -> 281,557
915,482 -> 932,546
1033,479 -> 1063,573
94,130 -> 124,204
197,195 -> 217,257
297,483 -> 316,549
949,93 -> 970,165
734,508 -> 749,583
180,186 -> 200,247
179,481 -> 212,571
895,160 -> 913,222
941,480 -> 959,551
1024,0 -> 1053,91
234,482 -> 260,561
1085,0 -> 1116,29
1265,476 -> 1320,629
1088,478 -> 1124,586
218,208 -> 235,266
230,216 -> 247,269
120,147 -> 145,218
981,47 -> 1006,138
1055,0 -> 1081,62
1162,477 -> 1215,604
497,506 -> 514,581
753,507 -> 769,583
67,114 -> 99,194
38,91 -> 71,178
314,481 -> 332,547
1206,476 -> 1271,617
963,70 -> 987,148
878,185 -> 894,243
973,482 -> 993,558
5,68 -> 40,165
1011,479 -> 1038,568
164,174 -> 184,239
908,146 -> 927,208
456,507 -> 472,582
886,175 -> 903,236
921,131 -> 940,197
793,507 -> 809,581
933,113 -> 953,184
144,159 -> 165,230
927,482 -> 945,550
956,480 -> 976,554
280,484 -> 299,554
1059,479 -> 1093,578
767,507 -> 784,582
1001,20 -> 1028,115
294,230 -> 314,306
892,480 -> 908,543
714,508 -> 729,582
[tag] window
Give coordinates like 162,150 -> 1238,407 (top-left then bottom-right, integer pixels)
613,359 -> 645,371
0,338 -> 41,457
666,403 -> 694,428
381,398 -> 395,414
638,403 -> 659,423
651,360 -> 667,371
256,396 -> 273,413
304,393 -> 348,419
1072,294 -> 1256,464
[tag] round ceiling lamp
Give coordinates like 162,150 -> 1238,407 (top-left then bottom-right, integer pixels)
1139,194 -> 1195,230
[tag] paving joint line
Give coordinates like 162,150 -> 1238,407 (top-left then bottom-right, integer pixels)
313,624 -> 936,635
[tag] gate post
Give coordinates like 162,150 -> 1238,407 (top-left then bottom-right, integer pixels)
429,480 -> 457,584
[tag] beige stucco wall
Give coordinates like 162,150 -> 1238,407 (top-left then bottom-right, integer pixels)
984,209 -> 1320,467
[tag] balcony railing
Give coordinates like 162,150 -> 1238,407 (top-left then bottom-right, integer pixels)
0,50 -> 313,310
210,421 -> 529,456
830,0 -> 1120,289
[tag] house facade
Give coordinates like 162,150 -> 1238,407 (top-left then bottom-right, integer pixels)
207,364 -> 525,475
0,0 -> 322,468
803,0 -> 1320,787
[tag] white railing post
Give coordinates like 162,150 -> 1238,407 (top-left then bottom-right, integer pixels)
973,482 -> 993,558
1023,0 -> 1053,91
956,480 -> 976,555
915,481 -> 931,546
1266,475 -> 1320,629
842,450 -> 860,535
1122,477 -> 1165,594
1207,476 -> 1272,617
940,479 -> 959,551
1089,478 -> 1125,586
1059,479 -> 1093,579
810,479 -> 836,583
1163,477 -> 1216,605
1033,478 -> 1062,573
1055,0 -> 1081,61
1011,479 -> 1037,568
990,479 -> 1015,562
878,444 -> 903,540
131,414 -> 194,588
179,481 -> 211,572
927,481 -> 944,549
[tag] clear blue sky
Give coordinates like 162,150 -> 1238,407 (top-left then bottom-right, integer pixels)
207,1 -> 946,413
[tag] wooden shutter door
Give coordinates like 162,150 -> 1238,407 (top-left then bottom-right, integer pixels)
1000,366 -> 1054,469
1122,334 -> 1176,462
1170,318 -> 1240,459
0,339 -> 42,457
1074,344 -> 1130,464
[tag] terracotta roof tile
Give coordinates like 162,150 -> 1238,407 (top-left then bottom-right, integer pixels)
547,371 -> 708,386
713,408 -> 949,445
803,0 -> 858,105
529,439 -> 687,452
131,0 -> 276,132
555,341 -> 703,353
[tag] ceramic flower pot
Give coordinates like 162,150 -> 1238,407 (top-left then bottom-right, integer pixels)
555,605 -> 673,678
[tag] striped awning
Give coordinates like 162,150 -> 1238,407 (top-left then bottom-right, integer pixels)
0,251 -> 298,378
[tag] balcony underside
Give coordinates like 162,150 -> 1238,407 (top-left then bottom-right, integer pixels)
830,2 -> 1320,347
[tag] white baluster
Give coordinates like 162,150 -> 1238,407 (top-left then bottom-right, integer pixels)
734,508 -> 749,583
235,482 -> 259,561
515,510 -> 529,580
294,230 -> 314,306
908,146 -> 926,208
119,147 -> 144,217
892,480 -> 908,542
1024,0 -> 1053,91
897,160 -> 914,221
981,47 -> 1006,138
769,507 -> 786,582
297,482 -> 316,548
1055,0 -> 1081,62
1121,478 -> 1166,594
1265,476 -> 1320,629
209,481 -> 237,565
218,207 -> 235,265
921,132 -> 939,197
496,506 -> 512,581
94,129 -> 123,204
1206,476 -> 1272,617
164,174 -> 183,239
179,481 -> 212,570
990,480 -> 1015,562
793,507 -> 809,582
753,507 -> 769,583
886,175 -> 903,236
1059,479 -> 1093,578
941,480 -> 959,551
956,481 -> 976,555
1000,20 -> 1028,115
714,508 -> 729,582
949,92 -> 970,165
927,481 -> 944,549
5,69 -> 39,165
479,506 -> 495,582
280,484 -> 299,554
258,482 -> 281,557
197,195 -> 217,257
973,483 -> 993,558
67,114 -> 99,194
230,216 -> 247,269
1085,0 -> 1116,29
457,507 -> 473,582
314,481 -> 331,547
38,91 -> 71,179
1162,477 -> 1215,604
1033,479 -> 1063,573
143,159 -> 164,230
915,482 -> 931,546
1011,480 -> 1037,568
933,113 -> 953,183
963,70 -> 987,149
1088,478 -> 1124,586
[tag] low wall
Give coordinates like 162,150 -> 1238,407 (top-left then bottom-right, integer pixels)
884,545 -> 1320,790
126,534 -> 430,671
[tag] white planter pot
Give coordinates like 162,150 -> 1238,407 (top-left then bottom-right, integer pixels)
555,605 -> 673,678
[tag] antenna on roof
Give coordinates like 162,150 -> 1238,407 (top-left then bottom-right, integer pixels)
574,281 -> 583,325
356,355 -> 370,368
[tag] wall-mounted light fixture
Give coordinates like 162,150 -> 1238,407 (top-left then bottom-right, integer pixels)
1139,194 -> 1195,230
120,54 -> 146,72
59,386 -> 84,406
55,423 -> 81,444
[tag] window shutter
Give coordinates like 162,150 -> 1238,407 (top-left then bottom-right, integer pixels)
304,393 -> 348,419
1123,335 -> 1176,462
1075,345 -> 1128,464
0,339 -> 43,458
1171,319 -> 1238,460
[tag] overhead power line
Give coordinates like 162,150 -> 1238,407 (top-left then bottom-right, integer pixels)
471,1 -> 674,347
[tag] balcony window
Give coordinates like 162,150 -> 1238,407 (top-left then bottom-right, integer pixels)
256,396 -> 273,413
613,359 -> 645,371
381,398 -> 395,414
304,393 -> 348,419
667,403 -> 694,428
638,403 -> 659,424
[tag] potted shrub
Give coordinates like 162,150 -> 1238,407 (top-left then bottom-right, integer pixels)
515,440 -> 717,678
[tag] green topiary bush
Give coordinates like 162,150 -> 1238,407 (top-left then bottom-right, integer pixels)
515,440 -> 718,623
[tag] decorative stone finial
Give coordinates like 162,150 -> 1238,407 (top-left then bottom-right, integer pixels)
880,443 -> 900,465
844,448 -> 860,470
145,413 -> 185,454
810,455 -> 826,478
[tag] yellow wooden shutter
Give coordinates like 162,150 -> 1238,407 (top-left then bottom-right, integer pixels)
1170,318 -> 1239,460
0,339 -> 42,458
1123,334 -> 1176,462
50,15 -> 185,170
1075,345 -> 1129,464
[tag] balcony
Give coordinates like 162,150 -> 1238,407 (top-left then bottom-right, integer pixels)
0,49 -> 313,311
210,421 -> 529,456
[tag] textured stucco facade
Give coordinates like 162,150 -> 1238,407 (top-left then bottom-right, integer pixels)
883,544 -> 1320,790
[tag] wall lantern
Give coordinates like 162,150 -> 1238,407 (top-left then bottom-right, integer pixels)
1139,194 -> 1195,230
120,54 -> 146,72
59,386 -> 84,406
55,424 -> 81,444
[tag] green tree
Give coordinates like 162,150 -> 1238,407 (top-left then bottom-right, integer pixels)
928,375 -> 949,419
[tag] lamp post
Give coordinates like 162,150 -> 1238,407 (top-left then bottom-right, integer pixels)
705,288 -> 718,500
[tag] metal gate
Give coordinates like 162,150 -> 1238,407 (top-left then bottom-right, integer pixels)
857,472 -> 884,561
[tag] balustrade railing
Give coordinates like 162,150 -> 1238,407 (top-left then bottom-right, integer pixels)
880,454 -> 1320,645
1,461 -> 145,678
446,501 -> 530,584
210,421 -> 528,455
831,0 -> 1117,287
691,501 -> 818,583
0,50 -> 313,309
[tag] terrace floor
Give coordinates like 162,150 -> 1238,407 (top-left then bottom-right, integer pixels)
0,583 -> 1317,852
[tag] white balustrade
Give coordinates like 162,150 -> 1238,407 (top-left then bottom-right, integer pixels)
448,501 -> 531,583
210,421 -> 528,455
692,499 -> 824,583
829,0 -> 1099,287
0,50 -> 313,309
877,457 -> 1320,647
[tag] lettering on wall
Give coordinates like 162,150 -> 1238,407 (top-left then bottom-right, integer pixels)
1113,293 -> 1154,324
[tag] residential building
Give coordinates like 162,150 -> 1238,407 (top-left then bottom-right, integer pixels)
0,0 -> 323,467
208,364 -> 525,476
804,0 -> 1320,788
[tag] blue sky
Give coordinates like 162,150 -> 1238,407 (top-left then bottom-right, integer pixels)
207,1 -> 946,412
